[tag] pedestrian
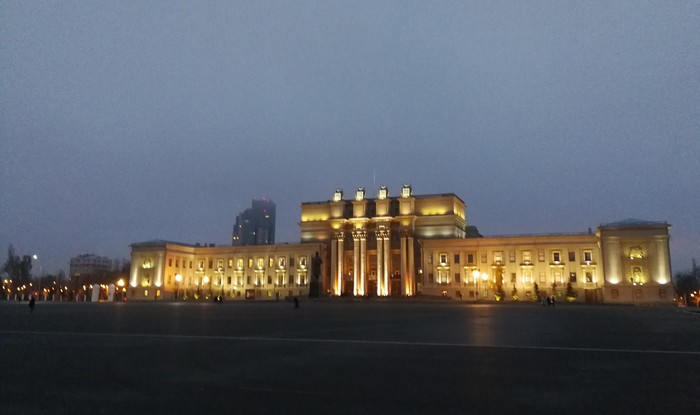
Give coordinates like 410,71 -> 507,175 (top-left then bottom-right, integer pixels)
29,296 -> 36,313
551,296 -> 556,307
294,296 -> 300,309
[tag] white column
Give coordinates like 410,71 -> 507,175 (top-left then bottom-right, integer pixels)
400,232 -> 407,296
603,238 -> 622,284
376,231 -> 383,296
360,232 -> 366,296
407,235 -> 415,296
155,253 -> 164,288
383,233 -> 390,296
353,232 -> 360,296
654,237 -> 671,284
331,238 -> 338,295
337,234 -> 344,295
129,257 -> 139,288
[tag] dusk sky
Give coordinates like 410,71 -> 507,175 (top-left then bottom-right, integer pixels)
1,1 -> 698,276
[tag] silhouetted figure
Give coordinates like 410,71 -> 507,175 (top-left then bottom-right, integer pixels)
294,297 -> 300,309
551,296 -> 556,307
29,296 -> 36,312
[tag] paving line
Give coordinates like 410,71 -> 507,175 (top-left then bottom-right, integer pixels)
2,329 -> 699,356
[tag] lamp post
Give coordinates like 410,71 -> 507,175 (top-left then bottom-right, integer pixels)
117,278 -> 125,301
472,269 -> 481,301
175,274 -> 182,300
203,276 -> 210,300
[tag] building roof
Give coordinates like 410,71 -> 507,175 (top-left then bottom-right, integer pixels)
599,218 -> 669,228
130,240 -> 201,248
301,192 -> 465,205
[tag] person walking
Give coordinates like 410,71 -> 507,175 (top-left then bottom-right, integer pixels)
294,297 -> 300,309
29,296 -> 36,313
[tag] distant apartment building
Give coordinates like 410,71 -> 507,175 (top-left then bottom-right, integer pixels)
69,254 -> 112,285
232,199 -> 276,246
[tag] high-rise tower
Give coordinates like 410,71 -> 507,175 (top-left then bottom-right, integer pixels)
232,199 -> 276,246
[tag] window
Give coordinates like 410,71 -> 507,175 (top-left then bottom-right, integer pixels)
267,275 -> 272,284
257,258 -> 264,269
208,260 -> 213,269
493,251 -> 503,263
269,257 -> 274,268
539,272 -> 546,283
583,250 -> 593,262
236,258 -> 243,269
552,251 -> 561,263
522,251 -> 532,263
278,257 -> 286,268
289,257 -> 295,267
509,251 -> 515,263
175,259 -> 179,267
228,259 -> 233,268
523,269 -> 533,283
467,254 -> 474,264
569,272 -> 577,283
538,251 -> 545,262
481,253 -> 487,263
299,256 -> 307,268
227,276 -> 232,285
568,251 -> 575,262
198,260 -> 204,270
189,261 -> 192,269
168,258 -> 172,267
248,258 -> 253,268
439,253 -> 448,266
554,271 -> 562,284
246,275 -> 251,285
454,254 -> 460,264
585,272 -> 593,283
217,259 -> 224,270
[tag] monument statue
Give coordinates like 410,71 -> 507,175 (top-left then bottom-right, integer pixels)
309,251 -> 322,297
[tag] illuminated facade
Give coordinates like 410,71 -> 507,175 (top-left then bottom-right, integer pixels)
129,240 -> 322,301
300,186 -> 672,304
130,186 -> 672,304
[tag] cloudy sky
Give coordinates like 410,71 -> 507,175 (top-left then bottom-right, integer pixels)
1,1 -> 698,275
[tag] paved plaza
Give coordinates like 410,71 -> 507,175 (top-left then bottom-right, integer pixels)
1,299 -> 699,414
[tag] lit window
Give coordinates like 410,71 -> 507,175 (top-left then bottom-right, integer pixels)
494,252 -> 503,264
257,258 -> 264,269
228,259 -> 233,268
278,257 -> 286,268
522,251 -> 532,263
439,253 -> 448,266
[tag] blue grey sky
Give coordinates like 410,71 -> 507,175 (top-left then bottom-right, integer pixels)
1,1 -> 698,275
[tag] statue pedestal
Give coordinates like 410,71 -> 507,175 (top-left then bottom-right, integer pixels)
309,280 -> 320,298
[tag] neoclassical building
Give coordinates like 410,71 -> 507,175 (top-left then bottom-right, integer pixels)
130,185 -> 672,304
129,241 -> 323,301
299,186 -> 672,304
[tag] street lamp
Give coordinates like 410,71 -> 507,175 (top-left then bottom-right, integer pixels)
472,270 -> 480,302
175,274 -> 182,300
117,278 -> 125,301
203,276 -> 210,299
